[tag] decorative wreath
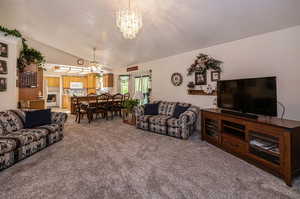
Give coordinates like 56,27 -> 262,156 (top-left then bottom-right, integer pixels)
187,53 -> 223,76
171,73 -> 183,86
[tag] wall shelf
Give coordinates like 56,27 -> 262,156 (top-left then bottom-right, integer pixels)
187,89 -> 217,96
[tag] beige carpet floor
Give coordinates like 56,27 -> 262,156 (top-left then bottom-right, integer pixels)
0,116 -> 300,199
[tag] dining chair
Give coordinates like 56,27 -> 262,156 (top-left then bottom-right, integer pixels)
95,94 -> 110,120
74,98 -> 92,124
109,93 -> 123,119
123,93 -> 130,100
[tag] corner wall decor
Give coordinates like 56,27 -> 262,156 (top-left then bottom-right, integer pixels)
0,26 -> 45,71
187,53 -> 223,96
0,78 -> 7,91
211,71 -> 220,81
0,60 -> 8,74
187,53 -> 222,76
0,42 -> 8,58
171,72 -> 183,86
195,71 -> 206,85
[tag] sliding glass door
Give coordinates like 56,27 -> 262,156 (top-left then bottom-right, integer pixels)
119,75 -> 129,95
135,76 -> 150,104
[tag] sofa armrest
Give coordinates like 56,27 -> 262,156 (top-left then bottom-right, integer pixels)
134,105 -> 145,117
179,106 -> 200,126
51,112 -> 68,129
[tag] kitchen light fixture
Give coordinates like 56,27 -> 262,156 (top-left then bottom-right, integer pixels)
116,0 -> 143,39
54,66 -> 70,73
89,47 -> 103,73
68,67 -> 83,73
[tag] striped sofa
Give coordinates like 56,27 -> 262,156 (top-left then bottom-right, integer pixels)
135,101 -> 199,139
0,110 -> 68,171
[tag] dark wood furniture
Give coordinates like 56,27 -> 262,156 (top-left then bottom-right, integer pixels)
201,108 -> 300,186
19,65 -> 44,103
95,94 -> 110,120
70,96 -> 98,114
108,93 -> 123,119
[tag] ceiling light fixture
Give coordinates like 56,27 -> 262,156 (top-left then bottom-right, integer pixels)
116,0 -> 143,39
89,48 -> 102,73
54,66 -> 70,73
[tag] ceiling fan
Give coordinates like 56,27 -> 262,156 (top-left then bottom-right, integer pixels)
89,47 -> 101,71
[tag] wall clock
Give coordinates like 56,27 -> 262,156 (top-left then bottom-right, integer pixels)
171,73 -> 183,86
77,58 -> 84,65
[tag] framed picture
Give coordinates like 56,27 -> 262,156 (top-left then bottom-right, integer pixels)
195,72 -> 207,85
0,78 -> 7,91
0,60 -> 7,74
211,71 -> 220,81
0,42 -> 8,58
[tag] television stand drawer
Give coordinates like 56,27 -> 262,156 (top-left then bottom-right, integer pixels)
222,135 -> 246,154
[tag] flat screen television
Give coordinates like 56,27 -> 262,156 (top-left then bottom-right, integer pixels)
217,77 -> 277,116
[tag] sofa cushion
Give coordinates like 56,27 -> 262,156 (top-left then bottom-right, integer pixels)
0,139 -> 17,154
158,102 -> 177,116
3,128 -> 48,147
0,121 -> 4,136
138,115 -> 153,122
37,123 -> 60,134
144,103 -> 159,115
173,105 -> 189,118
0,110 -> 24,133
167,117 -> 180,127
149,115 -> 172,126
25,109 -> 51,129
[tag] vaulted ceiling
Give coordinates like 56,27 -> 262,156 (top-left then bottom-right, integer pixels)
1,0 -> 300,68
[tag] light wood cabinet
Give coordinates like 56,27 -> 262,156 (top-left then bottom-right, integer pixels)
62,76 -> 88,89
62,76 -> 70,88
46,77 -> 60,87
87,73 -> 97,89
103,73 -> 113,88
62,95 -> 70,109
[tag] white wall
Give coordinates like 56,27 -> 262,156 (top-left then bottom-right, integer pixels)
113,26 -> 300,121
0,33 -> 21,110
26,38 -> 82,66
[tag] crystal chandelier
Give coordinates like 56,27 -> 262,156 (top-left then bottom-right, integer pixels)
116,0 -> 143,39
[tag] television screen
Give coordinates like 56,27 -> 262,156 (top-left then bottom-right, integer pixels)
217,77 -> 277,116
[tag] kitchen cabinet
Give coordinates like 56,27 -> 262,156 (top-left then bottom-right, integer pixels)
62,95 -> 71,109
103,73 -> 113,88
87,73 -> 97,89
62,76 -> 87,89
46,77 -> 60,87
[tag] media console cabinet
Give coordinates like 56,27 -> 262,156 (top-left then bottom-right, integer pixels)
201,108 -> 300,186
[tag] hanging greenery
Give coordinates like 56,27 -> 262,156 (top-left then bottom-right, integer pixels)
187,53 -> 222,76
0,26 -> 45,71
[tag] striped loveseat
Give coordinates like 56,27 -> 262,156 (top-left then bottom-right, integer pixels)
0,110 -> 67,171
135,101 -> 199,139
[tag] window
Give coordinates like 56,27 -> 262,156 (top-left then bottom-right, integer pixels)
119,75 -> 129,94
135,76 -> 150,104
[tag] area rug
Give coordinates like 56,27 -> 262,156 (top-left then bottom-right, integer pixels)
0,116 -> 299,199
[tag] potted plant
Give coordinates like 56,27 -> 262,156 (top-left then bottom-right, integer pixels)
122,99 -> 139,125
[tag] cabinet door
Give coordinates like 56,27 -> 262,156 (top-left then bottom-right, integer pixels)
103,74 -> 113,87
202,112 -> 220,144
63,77 -> 69,88
246,125 -> 285,173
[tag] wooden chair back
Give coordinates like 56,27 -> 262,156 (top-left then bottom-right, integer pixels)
123,93 -> 130,101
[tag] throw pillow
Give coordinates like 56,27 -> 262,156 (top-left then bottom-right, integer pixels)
173,105 -> 189,118
25,109 -> 52,129
144,103 -> 159,115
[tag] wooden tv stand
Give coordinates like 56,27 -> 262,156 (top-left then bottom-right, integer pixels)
201,108 -> 300,186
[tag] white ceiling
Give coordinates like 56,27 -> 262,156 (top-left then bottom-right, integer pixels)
1,0 -> 300,68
